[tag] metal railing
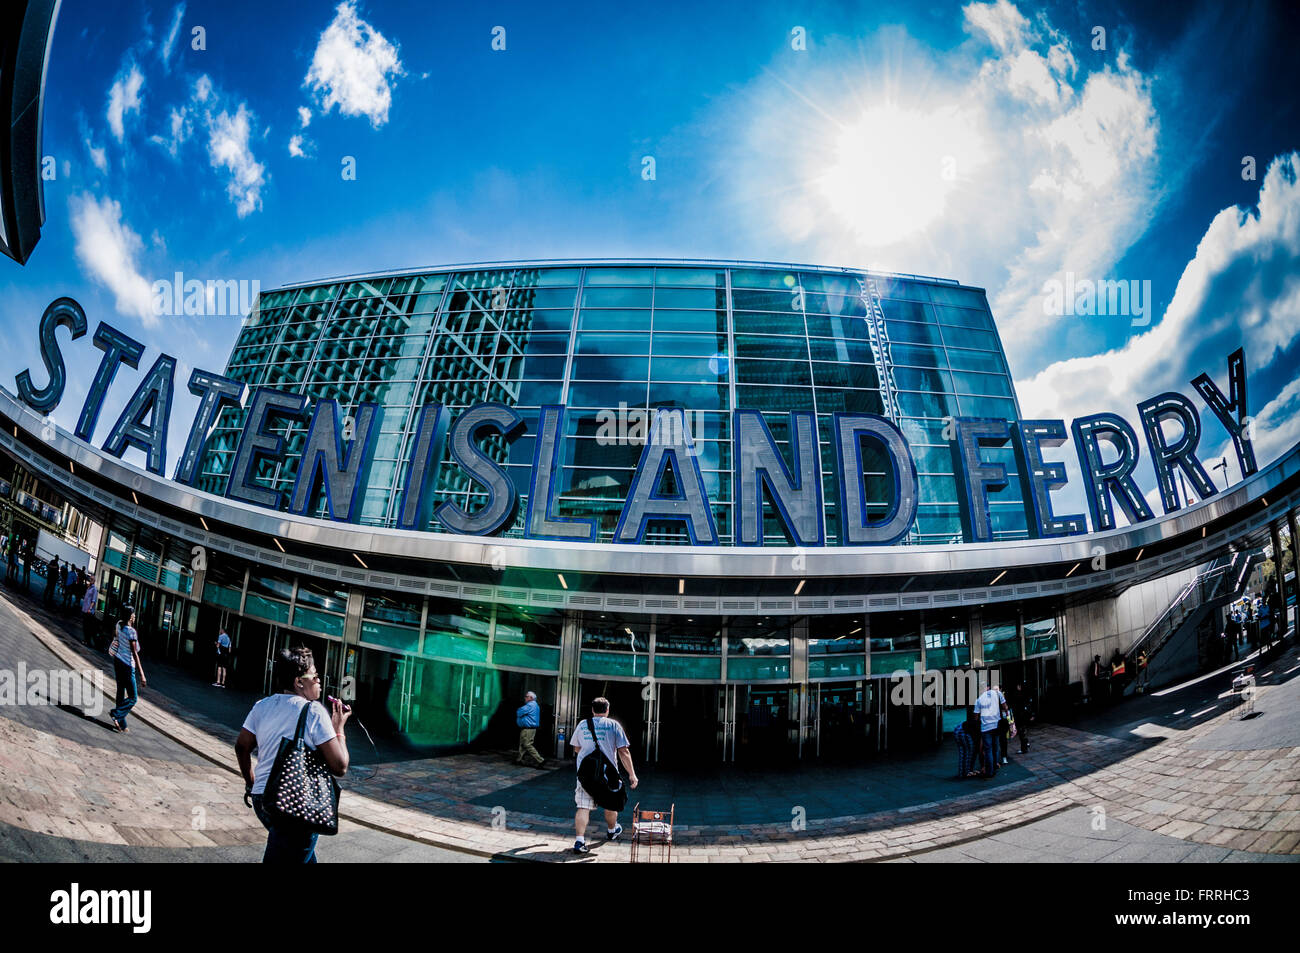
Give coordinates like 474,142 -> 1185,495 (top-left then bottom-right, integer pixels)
1126,550 -> 1258,662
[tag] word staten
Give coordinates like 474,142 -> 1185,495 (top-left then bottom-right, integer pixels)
16,297 -> 1260,547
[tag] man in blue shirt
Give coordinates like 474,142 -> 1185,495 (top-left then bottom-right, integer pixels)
515,690 -> 545,767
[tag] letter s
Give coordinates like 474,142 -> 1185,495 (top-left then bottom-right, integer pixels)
17,298 -> 88,413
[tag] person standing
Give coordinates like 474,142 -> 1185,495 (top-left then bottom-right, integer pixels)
571,696 -> 638,854
20,539 -> 31,592
973,682 -> 1008,778
62,565 -> 76,613
515,690 -> 545,767
1006,681 -> 1032,755
5,534 -> 16,582
954,710 -> 978,779
43,555 -> 57,607
80,573 -> 99,647
235,646 -> 350,863
213,626 -> 232,688
107,606 -> 146,732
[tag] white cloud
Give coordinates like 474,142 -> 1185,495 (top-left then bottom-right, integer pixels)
1017,153 -> 1300,493
149,106 -> 191,157
86,139 -> 108,173
161,3 -> 186,68
713,1 -> 1162,379
962,0 -> 1030,54
106,63 -> 145,142
207,102 -> 266,217
288,134 -> 308,158
68,193 -> 156,327
298,106 -> 312,128
304,1 -> 404,128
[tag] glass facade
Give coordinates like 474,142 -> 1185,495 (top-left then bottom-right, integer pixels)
197,262 -> 1024,545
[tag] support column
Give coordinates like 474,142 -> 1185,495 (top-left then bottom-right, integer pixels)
792,616 -> 809,758
1270,519 -> 1287,638
336,587 -> 364,700
969,608 -> 984,671
554,608 -> 582,758
1287,507 -> 1300,635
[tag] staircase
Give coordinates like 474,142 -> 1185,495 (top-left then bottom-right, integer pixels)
1123,550 -> 1261,693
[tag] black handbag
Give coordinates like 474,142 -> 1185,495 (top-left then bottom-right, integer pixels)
576,716 -> 628,812
262,702 -> 341,835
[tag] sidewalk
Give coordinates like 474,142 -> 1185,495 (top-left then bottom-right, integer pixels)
3,584 -> 1298,862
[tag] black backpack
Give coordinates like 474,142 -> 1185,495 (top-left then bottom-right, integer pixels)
576,716 -> 628,812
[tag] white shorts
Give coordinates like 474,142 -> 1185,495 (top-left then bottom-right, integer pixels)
574,780 -> 597,810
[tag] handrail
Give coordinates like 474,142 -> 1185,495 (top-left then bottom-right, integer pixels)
1126,551 -> 1256,661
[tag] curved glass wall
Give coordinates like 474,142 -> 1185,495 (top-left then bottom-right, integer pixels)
197,263 -> 1023,545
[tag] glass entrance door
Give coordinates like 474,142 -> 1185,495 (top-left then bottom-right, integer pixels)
719,684 -> 738,761
457,665 -> 494,744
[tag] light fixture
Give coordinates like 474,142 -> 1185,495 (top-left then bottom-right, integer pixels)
272,538 -> 285,553
678,578 -> 684,594
990,569 -> 1006,586
353,552 -> 369,570
794,579 -> 805,595
199,516 -> 210,531
1135,548 -> 1144,562
849,627 -> 862,635
68,461 -> 74,474
131,491 -> 139,505
624,626 -> 634,637
1065,563 -> 1079,577
557,573 -> 567,590
1202,526 -> 1206,538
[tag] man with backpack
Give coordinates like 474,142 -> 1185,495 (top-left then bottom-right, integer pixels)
571,696 -> 638,855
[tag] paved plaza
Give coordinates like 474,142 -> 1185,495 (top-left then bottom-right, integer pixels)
0,585 -> 1297,863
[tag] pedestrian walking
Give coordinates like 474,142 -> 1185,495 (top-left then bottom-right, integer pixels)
80,574 -> 99,646
43,555 -> 58,607
62,565 -> 76,613
973,682 -> 1008,778
4,535 -> 15,582
107,606 -> 146,732
212,626 -> 232,688
954,708 -> 979,778
515,690 -> 545,766
1006,681 -> 1032,754
571,696 -> 638,854
234,646 -> 350,863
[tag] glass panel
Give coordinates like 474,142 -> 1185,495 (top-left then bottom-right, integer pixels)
653,656 -> 721,679
982,619 -> 1020,663
493,642 -> 561,670
293,605 -> 345,638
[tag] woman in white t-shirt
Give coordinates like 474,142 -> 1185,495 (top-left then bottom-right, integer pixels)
235,645 -> 350,863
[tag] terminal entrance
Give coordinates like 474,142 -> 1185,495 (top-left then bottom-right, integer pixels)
574,679 -> 805,765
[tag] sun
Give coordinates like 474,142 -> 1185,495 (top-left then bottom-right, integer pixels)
814,104 -> 987,248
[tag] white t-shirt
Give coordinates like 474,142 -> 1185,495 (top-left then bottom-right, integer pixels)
241,694 -> 337,794
974,688 -> 1007,732
571,715 -> 630,772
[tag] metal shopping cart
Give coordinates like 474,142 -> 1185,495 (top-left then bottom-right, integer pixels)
629,802 -> 674,863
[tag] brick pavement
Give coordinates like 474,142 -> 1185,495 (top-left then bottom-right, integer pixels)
3,588 -> 1298,862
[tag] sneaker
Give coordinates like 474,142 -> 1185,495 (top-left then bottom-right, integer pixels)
211,682 -> 221,687
572,839 -> 589,854
1001,757 -> 1009,765
606,824 -> 623,842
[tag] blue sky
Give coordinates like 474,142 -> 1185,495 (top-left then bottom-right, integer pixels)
3,0 -> 1299,524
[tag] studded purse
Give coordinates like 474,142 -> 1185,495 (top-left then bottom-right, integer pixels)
262,701 -> 341,836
